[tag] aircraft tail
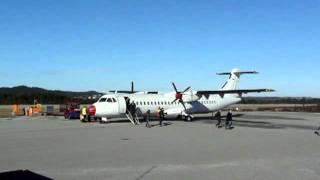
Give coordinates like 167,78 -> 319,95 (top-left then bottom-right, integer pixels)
217,68 -> 258,90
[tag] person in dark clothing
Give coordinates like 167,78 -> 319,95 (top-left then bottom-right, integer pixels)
132,101 -> 136,115
145,110 -> 151,128
315,126 -> 320,136
159,108 -> 164,127
215,110 -> 222,128
225,110 -> 233,129
131,101 -> 138,124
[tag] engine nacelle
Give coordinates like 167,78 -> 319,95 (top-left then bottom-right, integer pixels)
182,92 -> 199,103
165,108 -> 184,116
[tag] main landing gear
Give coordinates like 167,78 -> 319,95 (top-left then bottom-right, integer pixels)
182,115 -> 193,122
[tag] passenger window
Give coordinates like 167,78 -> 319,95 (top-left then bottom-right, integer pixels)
147,102 -> 150,105
151,102 -> 153,105
144,102 -> 146,105
99,98 -> 107,102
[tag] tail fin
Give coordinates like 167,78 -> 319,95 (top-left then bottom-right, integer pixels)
217,68 -> 258,90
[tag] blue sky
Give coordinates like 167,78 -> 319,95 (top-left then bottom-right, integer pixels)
0,0 -> 319,97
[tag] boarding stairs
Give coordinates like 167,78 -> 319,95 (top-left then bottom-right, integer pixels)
126,110 -> 139,125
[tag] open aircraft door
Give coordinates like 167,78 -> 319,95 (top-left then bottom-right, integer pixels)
117,96 -> 127,115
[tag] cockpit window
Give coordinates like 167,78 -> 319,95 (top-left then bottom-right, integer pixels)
107,98 -> 113,102
99,98 -> 107,102
112,98 -> 117,102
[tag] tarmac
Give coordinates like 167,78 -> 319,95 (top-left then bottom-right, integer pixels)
0,111 -> 319,180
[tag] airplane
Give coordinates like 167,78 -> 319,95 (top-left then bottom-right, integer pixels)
86,68 -> 274,124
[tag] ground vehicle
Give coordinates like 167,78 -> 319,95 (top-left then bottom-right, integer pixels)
61,103 -> 80,119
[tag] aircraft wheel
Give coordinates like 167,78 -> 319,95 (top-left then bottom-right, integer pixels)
185,115 -> 193,122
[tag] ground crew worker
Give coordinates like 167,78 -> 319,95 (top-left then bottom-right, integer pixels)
215,110 -> 222,128
145,110 -> 151,128
81,106 -> 87,122
225,110 -> 233,129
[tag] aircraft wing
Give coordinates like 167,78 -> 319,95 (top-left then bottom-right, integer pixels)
109,90 -> 159,94
109,90 -> 137,94
196,89 -> 275,96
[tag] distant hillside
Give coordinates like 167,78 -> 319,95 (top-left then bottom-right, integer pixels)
1,86 -> 319,105
241,96 -> 320,104
0,86 -> 103,104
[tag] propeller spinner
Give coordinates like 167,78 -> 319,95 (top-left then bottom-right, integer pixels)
171,82 -> 191,111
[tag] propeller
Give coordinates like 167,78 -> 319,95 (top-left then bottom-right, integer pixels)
171,82 -> 191,111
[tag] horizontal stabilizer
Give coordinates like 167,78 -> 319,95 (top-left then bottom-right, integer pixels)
217,71 -> 258,75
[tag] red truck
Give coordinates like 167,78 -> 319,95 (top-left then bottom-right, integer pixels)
60,102 -> 80,119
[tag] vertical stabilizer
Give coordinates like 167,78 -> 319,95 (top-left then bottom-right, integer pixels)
217,68 -> 258,90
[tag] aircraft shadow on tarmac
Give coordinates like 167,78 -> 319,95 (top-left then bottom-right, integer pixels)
95,113 -> 316,131
99,118 -> 173,127
194,113 -> 316,130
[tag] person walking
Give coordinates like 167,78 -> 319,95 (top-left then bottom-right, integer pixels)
145,110 -> 151,128
159,108 -> 164,127
225,110 -> 233,129
131,101 -> 138,124
215,110 -> 222,128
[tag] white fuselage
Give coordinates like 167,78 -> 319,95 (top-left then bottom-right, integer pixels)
93,92 -> 241,118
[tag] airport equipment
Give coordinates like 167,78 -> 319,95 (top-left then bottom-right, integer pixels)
62,103 -> 80,119
12,104 -> 20,116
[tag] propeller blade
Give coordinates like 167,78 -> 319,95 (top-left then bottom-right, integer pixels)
179,99 -> 187,111
131,81 -> 134,93
182,86 -> 191,93
172,82 -> 178,93
172,99 -> 178,103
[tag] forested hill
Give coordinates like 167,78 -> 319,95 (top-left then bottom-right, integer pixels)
1,86 -> 319,105
241,96 -> 320,104
0,86 -> 103,104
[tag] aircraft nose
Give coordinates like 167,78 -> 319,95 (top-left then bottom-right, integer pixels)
88,105 -> 96,116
